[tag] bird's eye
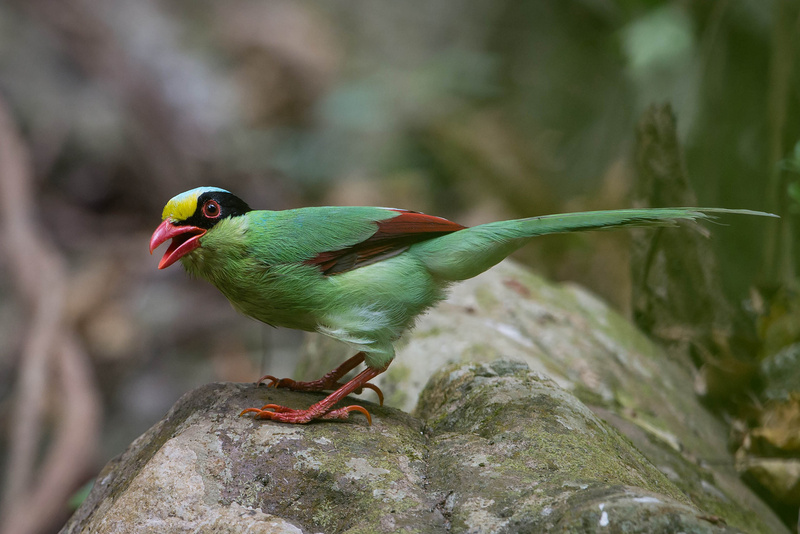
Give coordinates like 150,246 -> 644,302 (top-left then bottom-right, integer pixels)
202,200 -> 221,218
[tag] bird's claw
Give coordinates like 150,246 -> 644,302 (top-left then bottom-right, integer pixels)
255,375 -> 290,388
323,405 -> 371,424
239,403 -> 371,424
254,374 -> 384,406
355,383 -> 384,406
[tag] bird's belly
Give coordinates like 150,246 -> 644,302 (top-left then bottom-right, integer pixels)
196,253 -> 448,349
191,258 -> 325,332
228,297 -> 318,331
215,273 -> 326,331
313,255 -> 449,345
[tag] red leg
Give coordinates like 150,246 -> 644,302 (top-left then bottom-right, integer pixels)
256,352 -> 384,405
240,365 -> 386,424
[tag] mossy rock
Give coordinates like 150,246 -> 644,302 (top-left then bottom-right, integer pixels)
63,261 -> 787,533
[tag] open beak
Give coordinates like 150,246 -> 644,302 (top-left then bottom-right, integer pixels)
149,219 -> 206,269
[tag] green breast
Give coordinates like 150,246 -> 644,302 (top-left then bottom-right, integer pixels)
180,214 -> 327,331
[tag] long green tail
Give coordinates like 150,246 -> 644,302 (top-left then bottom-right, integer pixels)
411,207 -> 776,281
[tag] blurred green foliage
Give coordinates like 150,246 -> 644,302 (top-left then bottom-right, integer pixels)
780,140 -> 800,213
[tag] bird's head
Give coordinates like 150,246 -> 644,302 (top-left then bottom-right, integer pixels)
150,187 -> 251,269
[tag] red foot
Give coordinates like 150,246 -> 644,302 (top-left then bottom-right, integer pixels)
256,375 -> 384,406
254,352 -> 385,405
241,361 -> 387,425
240,404 -> 371,424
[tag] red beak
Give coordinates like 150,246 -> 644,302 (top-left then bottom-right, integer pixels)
149,220 -> 206,269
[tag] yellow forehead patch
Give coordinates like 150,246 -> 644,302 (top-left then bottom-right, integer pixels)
161,190 -> 200,221
161,186 -> 228,221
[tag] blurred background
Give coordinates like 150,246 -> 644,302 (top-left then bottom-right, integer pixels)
0,0 -> 798,532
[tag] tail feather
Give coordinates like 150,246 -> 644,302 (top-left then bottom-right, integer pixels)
411,207 -> 776,281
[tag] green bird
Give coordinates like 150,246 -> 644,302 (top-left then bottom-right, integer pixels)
150,186 -> 773,424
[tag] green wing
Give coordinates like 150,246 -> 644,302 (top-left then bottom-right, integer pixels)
245,206 -> 465,273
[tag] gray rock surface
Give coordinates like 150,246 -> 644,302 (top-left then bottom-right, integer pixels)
63,261 -> 787,533
63,365 -> 745,534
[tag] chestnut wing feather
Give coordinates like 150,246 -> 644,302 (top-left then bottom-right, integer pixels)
305,210 -> 466,276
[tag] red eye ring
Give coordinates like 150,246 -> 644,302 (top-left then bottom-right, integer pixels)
202,199 -> 221,218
